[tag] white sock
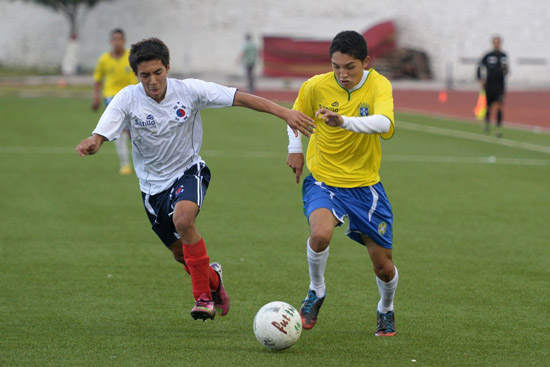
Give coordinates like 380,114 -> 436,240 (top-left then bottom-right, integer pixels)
114,131 -> 130,167
307,238 -> 329,298
376,266 -> 398,313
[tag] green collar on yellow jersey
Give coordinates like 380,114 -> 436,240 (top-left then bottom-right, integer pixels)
333,68 -> 372,101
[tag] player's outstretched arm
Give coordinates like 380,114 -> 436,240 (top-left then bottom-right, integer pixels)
316,108 -> 391,134
233,91 -> 315,137
91,81 -> 102,111
76,134 -> 106,157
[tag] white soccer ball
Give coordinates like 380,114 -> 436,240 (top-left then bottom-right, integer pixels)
253,301 -> 302,351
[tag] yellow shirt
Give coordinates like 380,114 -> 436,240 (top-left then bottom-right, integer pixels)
293,68 -> 394,188
93,49 -> 136,98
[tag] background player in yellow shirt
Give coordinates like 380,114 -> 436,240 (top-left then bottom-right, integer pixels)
92,28 -> 137,175
286,30 -> 398,336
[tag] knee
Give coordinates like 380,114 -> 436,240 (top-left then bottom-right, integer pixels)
309,230 -> 332,252
173,214 -> 196,237
373,261 -> 395,282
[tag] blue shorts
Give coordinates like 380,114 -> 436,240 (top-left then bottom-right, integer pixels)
141,162 -> 211,247
302,174 -> 393,249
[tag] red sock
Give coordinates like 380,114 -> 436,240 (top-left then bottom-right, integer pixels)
182,238 -> 219,299
183,238 -> 210,300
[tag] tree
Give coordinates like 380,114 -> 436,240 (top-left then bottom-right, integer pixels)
20,0 -> 112,75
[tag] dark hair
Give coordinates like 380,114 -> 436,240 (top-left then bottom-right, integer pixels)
329,30 -> 368,60
110,28 -> 125,38
129,37 -> 170,74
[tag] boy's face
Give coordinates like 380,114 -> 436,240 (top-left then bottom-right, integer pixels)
136,59 -> 170,103
110,32 -> 125,53
331,52 -> 370,89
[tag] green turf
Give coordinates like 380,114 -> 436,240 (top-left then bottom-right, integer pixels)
1,95 -> 549,366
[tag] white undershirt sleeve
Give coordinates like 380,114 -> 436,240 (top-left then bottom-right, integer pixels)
287,125 -> 303,153
341,114 -> 391,134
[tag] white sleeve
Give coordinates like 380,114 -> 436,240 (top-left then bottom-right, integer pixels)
92,91 -> 129,141
341,115 -> 391,134
186,79 -> 237,110
287,125 -> 303,153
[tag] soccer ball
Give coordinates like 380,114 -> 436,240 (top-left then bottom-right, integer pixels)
253,301 -> 302,351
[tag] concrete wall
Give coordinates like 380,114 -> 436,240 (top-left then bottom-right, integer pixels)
1,0 -> 549,87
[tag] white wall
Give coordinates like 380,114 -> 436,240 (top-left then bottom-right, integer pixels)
1,0 -> 549,87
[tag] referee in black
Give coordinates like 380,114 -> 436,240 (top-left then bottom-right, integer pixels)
477,36 -> 509,137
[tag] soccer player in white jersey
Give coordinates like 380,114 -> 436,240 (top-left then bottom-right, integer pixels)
286,31 -> 398,336
76,38 -> 315,321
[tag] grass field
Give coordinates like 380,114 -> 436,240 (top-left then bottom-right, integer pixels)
1,93 -> 549,366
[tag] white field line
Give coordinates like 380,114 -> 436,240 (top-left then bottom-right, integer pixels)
1,121 -> 549,165
383,155 -> 550,166
1,146 -> 549,166
0,146 -> 277,158
399,120 -> 550,154
0,146 -> 79,154
202,150 -> 281,158
206,150 -> 550,166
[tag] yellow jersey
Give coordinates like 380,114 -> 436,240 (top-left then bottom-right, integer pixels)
93,49 -> 136,98
293,68 -> 394,188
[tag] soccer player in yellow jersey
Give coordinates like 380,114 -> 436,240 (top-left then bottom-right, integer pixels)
286,31 -> 398,336
92,28 -> 137,175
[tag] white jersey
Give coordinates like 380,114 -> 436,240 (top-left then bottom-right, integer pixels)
92,78 -> 237,195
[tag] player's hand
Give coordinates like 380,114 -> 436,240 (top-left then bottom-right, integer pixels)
75,135 -> 103,157
91,97 -> 100,112
316,108 -> 344,127
285,110 -> 315,137
286,153 -> 304,184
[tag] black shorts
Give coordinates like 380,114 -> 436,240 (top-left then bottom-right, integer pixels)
485,84 -> 505,106
141,162 -> 211,247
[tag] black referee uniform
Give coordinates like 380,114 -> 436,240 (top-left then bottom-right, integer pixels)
477,50 -> 508,106
477,46 -> 508,135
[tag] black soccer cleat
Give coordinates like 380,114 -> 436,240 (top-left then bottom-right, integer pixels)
300,289 -> 325,330
375,310 -> 396,336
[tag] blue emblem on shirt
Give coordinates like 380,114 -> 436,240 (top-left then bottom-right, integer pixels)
359,102 -> 370,117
